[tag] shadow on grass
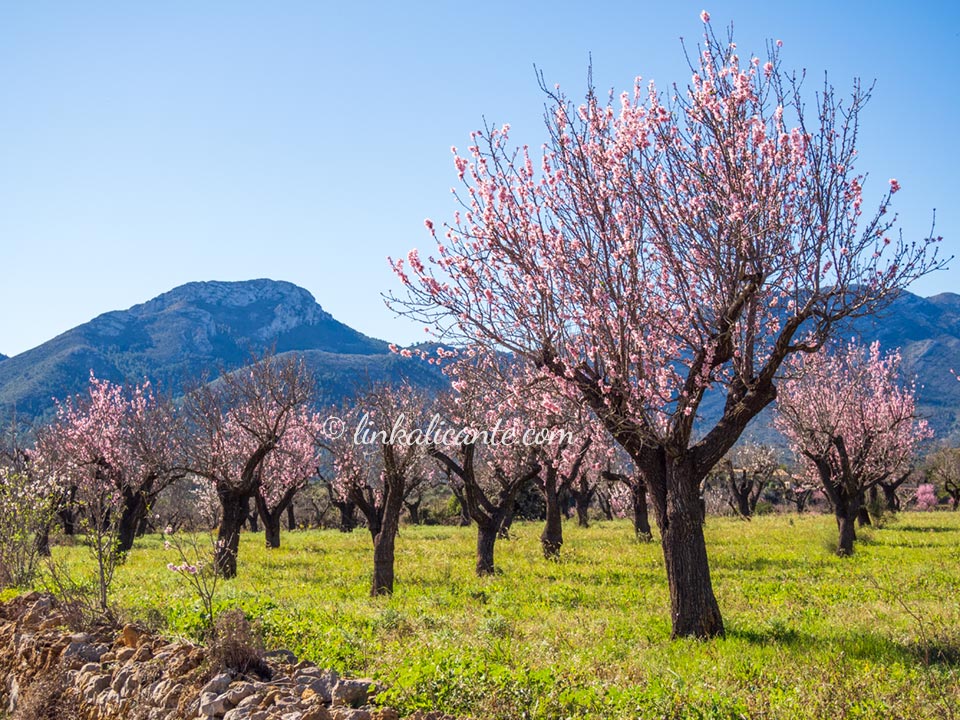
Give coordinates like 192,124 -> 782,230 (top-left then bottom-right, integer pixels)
892,524 -> 959,533
728,624 -> 960,668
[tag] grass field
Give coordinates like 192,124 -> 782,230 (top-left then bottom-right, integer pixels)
25,512 -> 960,719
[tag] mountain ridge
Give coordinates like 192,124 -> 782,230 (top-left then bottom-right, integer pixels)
0,279 -> 438,421
1,280 -> 958,444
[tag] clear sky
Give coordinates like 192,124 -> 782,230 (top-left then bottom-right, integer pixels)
1,1 -> 957,357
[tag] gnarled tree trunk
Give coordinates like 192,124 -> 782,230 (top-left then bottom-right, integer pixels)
215,491 -> 247,578
655,458 -> 724,638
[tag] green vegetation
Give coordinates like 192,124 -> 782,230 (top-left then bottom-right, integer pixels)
30,513 -> 960,719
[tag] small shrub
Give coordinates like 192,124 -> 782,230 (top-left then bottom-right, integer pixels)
208,608 -> 269,677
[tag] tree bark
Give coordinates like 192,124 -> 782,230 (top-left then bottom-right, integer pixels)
263,516 -> 281,549
632,480 -> 652,540
371,487 -> 404,596
117,488 -> 148,553
337,500 -> 357,531
540,467 -> 563,559
498,499 -> 516,539
286,503 -> 296,531
35,524 -> 51,557
657,460 -> 724,638
476,520 -> 498,576
215,491 -> 246,578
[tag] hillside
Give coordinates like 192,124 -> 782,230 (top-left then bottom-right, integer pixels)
1,281 -> 958,442
0,279 -> 444,422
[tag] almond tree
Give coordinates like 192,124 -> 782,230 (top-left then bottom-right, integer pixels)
390,14 -> 943,636
327,383 -> 432,595
776,341 -> 931,555
34,374 -> 185,554
927,447 -> 960,510
428,351 -> 544,575
183,355 -> 316,577
253,413 -> 323,548
718,443 -> 779,519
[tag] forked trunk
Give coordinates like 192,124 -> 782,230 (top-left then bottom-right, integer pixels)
881,483 -> 900,512
216,491 -> 246,578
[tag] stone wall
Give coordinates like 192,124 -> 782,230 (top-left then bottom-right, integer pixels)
0,593 -> 449,720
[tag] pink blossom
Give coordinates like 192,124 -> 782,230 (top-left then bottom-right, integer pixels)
700,10 -> 710,23
889,178 -> 901,193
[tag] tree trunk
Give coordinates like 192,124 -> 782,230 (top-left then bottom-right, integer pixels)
540,469 -> 563,558
60,508 -> 76,536
835,495 -> 859,557
476,521 -> 498,576
215,491 -> 246,578
574,499 -> 590,528
136,514 -> 150,537
632,480 -> 652,541
648,458 -> 724,639
336,501 -> 357,532
286,503 -> 296,531
405,498 -> 422,525
263,516 -> 281,548
35,524 -> 51,557
117,489 -> 148,553
881,483 -> 900,512
857,503 -> 871,527
243,496 -> 259,532
499,499 -> 516,539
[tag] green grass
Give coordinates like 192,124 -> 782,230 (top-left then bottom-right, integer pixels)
38,512 -> 960,718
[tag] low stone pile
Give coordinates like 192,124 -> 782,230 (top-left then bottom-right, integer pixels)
0,593 -> 449,720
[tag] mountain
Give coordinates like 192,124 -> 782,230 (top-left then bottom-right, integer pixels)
0,279 -> 445,422
1,280 -> 959,444
700,290 -> 960,446
0,354 -> 7,362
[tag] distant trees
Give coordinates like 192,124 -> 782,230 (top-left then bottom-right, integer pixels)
429,350 -> 544,575
927,447 -> 960,510
33,374 -> 186,554
717,444 -> 779,519
776,341 -> 931,555
390,13 -> 942,636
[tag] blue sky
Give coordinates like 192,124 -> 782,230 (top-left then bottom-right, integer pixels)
1,1 -> 957,357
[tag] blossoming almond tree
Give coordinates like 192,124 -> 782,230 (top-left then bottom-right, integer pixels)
183,355 -> 316,578
775,340 -> 931,555
34,374 -> 185,554
253,411 -> 323,549
390,15 -> 944,636
326,382 -> 433,595
428,350 -> 544,575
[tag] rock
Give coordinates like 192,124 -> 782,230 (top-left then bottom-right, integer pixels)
116,646 -> 136,662
62,641 -> 108,664
300,707 -> 333,720
201,672 -> 234,696
199,690 -> 230,716
121,623 -> 147,648
295,669 -> 339,704
330,708 -> 372,720
370,710 -> 399,720
133,644 -> 154,662
225,682 -> 256,706
331,679 -> 376,709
